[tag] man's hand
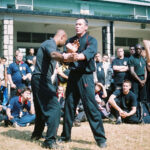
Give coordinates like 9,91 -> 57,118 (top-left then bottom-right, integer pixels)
120,111 -> 129,118
8,115 -> 14,120
11,83 -> 16,89
66,39 -> 80,53
0,105 -> 2,111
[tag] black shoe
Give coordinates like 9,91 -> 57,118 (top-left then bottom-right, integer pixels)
57,137 -> 71,143
42,142 -> 62,149
116,117 -> 122,125
31,135 -> 42,141
73,121 -> 81,127
97,142 -> 107,148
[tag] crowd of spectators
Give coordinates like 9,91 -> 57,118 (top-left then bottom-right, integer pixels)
0,42 -> 150,128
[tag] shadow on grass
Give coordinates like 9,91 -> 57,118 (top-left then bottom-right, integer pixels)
0,129 -> 42,145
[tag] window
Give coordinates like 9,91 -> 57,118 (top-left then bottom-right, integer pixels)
17,32 -> 31,42
17,32 -> 54,43
32,33 -> 46,43
115,37 -> 138,46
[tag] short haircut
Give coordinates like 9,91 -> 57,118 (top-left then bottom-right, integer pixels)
76,18 -> 88,25
123,80 -> 132,86
17,87 -> 31,95
1,56 -> 7,60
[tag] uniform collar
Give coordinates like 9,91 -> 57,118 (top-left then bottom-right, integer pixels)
18,96 -> 28,105
16,61 -> 24,65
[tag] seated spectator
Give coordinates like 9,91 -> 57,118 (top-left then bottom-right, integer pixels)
5,87 -> 35,127
57,63 -> 70,96
95,82 -> 111,119
56,86 -> 65,117
73,100 -> 87,127
108,80 -> 140,124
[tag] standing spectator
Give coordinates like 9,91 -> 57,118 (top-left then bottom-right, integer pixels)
0,57 -> 8,107
26,48 -> 35,67
108,80 -> 139,124
13,49 -> 20,62
112,48 -> 129,90
102,54 -> 113,90
6,87 -> 35,127
129,46 -> 135,56
8,52 -> 32,98
128,44 -> 147,102
94,52 -> 105,85
31,29 -> 75,149
59,18 -> 107,148
143,40 -> 150,102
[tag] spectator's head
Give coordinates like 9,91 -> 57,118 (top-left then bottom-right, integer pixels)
57,86 -> 64,97
15,49 -> 20,57
29,48 -> 34,55
102,54 -> 109,62
129,46 -> 135,55
141,47 -> 146,58
19,87 -> 32,101
54,29 -> 67,47
75,18 -> 88,37
1,56 -> 7,65
16,52 -> 23,62
94,52 -> 102,62
117,48 -> 124,59
135,44 -> 142,56
122,80 -> 132,94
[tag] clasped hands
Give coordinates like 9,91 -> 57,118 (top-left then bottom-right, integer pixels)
119,110 -> 129,118
63,40 -> 80,62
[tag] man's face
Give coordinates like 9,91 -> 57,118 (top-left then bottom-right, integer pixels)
30,48 -> 34,55
22,91 -> 31,101
95,53 -> 101,62
135,46 -> 142,56
123,82 -> 131,93
1,59 -> 6,65
117,48 -> 124,58
102,55 -> 109,62
59,34 -> 67,47
130,47 -> 135,55
16,53 -> 23,62
75,19 -> 88,37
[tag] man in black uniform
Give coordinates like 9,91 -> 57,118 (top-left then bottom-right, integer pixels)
108,80 -> 139,124
59,18 -> 107,148
31,30 -> 75,149
112,48 -> 129,90
128,44 -> 147,102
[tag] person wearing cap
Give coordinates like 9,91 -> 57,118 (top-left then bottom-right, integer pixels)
128,44 -> 147,102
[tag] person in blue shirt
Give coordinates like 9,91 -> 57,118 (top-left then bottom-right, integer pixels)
8,52 -> 32,98
6,87 -> 35,127
59,18 -> 107,148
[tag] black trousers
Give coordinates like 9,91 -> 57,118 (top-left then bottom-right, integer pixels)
61,71 -> 106,144
131,75 -> 147,102
31,75 -> 61,144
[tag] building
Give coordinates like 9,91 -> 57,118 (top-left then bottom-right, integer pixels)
0,0 -> 150,64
